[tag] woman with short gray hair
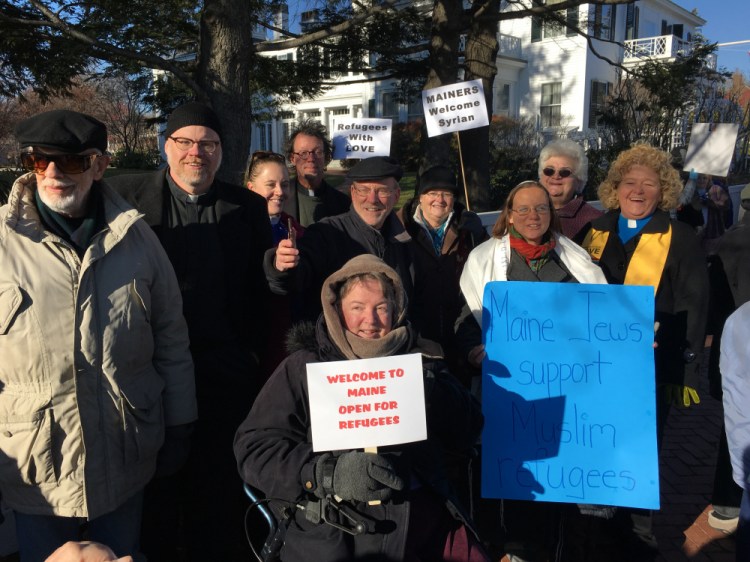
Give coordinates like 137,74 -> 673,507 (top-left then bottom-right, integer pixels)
538,139 -> 602,242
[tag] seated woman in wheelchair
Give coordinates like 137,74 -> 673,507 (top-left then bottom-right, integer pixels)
234,254 -> 489,561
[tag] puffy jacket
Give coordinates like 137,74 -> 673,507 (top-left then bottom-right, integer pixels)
234,320 -> 483,561
0,173 -> 196,519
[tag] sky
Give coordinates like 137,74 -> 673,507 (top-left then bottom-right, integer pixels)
677,0 -> 750,75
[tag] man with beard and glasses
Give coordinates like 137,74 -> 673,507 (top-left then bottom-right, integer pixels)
283,119 -> 350,227
0,109 -> 196,562
108,102 -> 273,561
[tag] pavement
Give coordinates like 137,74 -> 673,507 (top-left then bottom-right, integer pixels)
651,358 -> 737,562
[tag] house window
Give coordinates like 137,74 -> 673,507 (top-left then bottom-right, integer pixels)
332,107 -> 350,116
382,92 -> 398,119
540,82 -> 562,128
591,4 -> 616,41
368,99 -> 376,117
496,83 -> 511,116
588,80 -> 612,129
257,123 -> 273,151
625,3 -> 639,40
531,0 -> 577,42
407,94 -> 423,119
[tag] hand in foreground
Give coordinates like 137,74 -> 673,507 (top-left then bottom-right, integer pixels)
45,541 -> 133,562
314,451 -> 405,503
468,344 -> 486,369
274,238 -> 299,272
663,384 -> 700,407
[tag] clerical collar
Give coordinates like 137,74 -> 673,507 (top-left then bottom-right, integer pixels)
618,213 -> 653,245
166,168 -> 215,205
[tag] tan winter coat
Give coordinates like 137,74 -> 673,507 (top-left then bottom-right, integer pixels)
0,173 -> 197,519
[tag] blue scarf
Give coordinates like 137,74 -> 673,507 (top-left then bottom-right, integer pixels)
418,208 -> 450,255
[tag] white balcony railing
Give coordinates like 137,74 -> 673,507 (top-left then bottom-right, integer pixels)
458,33 -> 523,60
498,33 -> 523,59
623,35 -> 692,62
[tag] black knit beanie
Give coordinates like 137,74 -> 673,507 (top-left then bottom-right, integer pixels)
164,102 -> 223,141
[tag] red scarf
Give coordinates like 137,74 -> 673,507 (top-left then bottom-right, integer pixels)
509,227 -> 556,271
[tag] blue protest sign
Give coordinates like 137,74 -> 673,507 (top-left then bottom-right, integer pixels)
481,281 -> 659,509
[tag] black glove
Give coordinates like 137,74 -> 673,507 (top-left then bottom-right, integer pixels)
313,451 -> 405,503
154,423 -> 194,478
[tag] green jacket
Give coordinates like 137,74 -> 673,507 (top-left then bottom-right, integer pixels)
0,173 -> 196,518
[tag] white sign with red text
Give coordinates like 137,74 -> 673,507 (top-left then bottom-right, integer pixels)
307,353 -> 426,452
422,79 -> 489,137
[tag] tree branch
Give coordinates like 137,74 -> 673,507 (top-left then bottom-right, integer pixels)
21,0 -> 207,97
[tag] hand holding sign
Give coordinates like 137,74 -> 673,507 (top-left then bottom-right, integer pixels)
313,451 -> 405,503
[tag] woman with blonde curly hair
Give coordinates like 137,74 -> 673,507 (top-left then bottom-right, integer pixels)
581,143 -> 709,560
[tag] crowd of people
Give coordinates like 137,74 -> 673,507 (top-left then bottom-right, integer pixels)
0,102 -> 748,562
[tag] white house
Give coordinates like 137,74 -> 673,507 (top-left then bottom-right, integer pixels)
250,0 -> 709,153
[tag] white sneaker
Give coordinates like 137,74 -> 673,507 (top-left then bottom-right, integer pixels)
707,509 -> 739,534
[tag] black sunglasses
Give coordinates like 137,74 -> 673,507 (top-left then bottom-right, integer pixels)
21,152 -> 98,175
542,167 -> 573,179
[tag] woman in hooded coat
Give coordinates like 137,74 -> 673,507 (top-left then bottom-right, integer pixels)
234,254 -> 489,562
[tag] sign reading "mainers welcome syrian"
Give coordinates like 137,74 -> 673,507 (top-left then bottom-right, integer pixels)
422,79 -> 489,137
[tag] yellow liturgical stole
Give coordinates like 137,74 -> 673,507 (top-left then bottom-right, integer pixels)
583,225 -> 672,295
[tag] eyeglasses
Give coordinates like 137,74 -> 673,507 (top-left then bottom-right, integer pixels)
20,152 -> 98,174
169,136 -> 221,154
423,190 -> 455,200
292,149 -> 325,160
352,185 -> 395,198
542,167 -> 573,179
512,204 -> 551,216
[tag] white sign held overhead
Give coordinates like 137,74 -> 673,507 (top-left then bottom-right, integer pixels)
422,79 -> 489,138
332,118 -> 393,159
306,353 -> 426,452
684,123 -> 740,177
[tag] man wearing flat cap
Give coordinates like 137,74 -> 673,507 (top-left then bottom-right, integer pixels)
0,109 -> 196,561
266,155 -> 414,321
108,102 -> 273,560
396,165 -> 487,375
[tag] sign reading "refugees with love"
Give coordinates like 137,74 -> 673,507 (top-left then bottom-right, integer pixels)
307,353 -> 426,452
480,281 -> 660,509
331,118 -> 393,160
422,79 -> 489,137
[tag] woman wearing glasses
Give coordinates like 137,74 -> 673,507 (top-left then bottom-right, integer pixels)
456,180 -> 606,561
538,139 -> 602,243
396,165 -> 488,380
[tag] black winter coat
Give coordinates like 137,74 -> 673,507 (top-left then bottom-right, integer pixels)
234,320 -> 483,562
584,210 -> 708,388
282,177 -> 351,228
108,169 -> 273,356
397,200 -> 488,364
264,208 -> 415,321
